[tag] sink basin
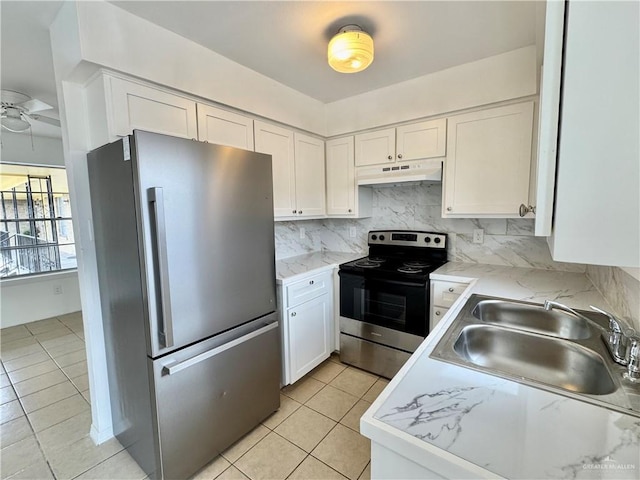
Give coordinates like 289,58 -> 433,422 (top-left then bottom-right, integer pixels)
472,299 -> 592,340
429,294 -> 640,416
453,324 -> 617,395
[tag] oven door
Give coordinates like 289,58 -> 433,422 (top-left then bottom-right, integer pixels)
338,271 -> 428,337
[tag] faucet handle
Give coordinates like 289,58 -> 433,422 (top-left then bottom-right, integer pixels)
625,337 -> 640,381
590,305 -> 624,332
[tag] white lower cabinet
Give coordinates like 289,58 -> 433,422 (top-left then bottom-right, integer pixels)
279,269 -> 334,385
430,279 -> 470,330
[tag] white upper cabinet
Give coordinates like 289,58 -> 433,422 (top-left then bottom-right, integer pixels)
355,128 -> 396,167
294,133 -> 326,218
326,136 -> 372,218
196,104 -> 254,150
355,119 -> 446,167
548,1 -> 639,267
254,121 -> 296,218
108,76 -> 198,139
254,122 -> 326,220
442,102 -> 534,217
326,137 -> 355,215
395,119 -> 447,161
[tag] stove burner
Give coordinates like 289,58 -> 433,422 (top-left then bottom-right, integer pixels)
403,260 -> 431,268
367,257 -> 386,263
397,266 -> 424,274
354,259 -> 383,268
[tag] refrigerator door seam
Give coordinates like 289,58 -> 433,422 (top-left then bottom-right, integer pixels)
162,321 -> 279,375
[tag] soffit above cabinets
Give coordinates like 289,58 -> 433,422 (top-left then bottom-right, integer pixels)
108,1 -> 539,103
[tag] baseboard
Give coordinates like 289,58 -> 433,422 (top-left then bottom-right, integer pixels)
90,422 -> 114,445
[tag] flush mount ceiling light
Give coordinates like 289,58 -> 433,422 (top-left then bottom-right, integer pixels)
328,25 -> 374,73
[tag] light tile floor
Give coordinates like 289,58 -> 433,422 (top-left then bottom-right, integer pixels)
1,314 -> 386,480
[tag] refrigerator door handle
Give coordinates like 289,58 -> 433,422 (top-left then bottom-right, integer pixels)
162,321 -> 278,375
149,187 -> 174,349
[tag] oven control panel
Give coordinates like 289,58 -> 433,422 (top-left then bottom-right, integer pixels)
368,230 -> 447,249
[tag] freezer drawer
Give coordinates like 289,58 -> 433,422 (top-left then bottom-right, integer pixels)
151,314 -> 280,480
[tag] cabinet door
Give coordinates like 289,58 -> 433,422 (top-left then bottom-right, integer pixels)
550,1 -> 639,266
294,133 -> 326,218
109,77 -> 198,139
196,104 -> 254,150
443,102 -> 534,217
355,128 -> 396,166
326,137 -> 355,216
254,121 -> 296,218
288,293 -> 331,384
396,119 -> 447,161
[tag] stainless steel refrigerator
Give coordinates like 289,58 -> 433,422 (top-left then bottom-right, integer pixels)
87,130 -> 280,480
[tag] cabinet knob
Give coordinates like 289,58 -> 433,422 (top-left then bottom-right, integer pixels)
298,210 -> 303,214
435,310 -> 441,316
446,207 -> 452,212
293,210 -> 297,214
518,204 -> 537,217
291,312 -> 296,317
387,155 -> 393,160
309,280 -> 314,285
448,287 -> 454,292
397,154 -> 403,159
348,209 -> 352,213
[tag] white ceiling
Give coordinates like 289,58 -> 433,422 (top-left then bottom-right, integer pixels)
1,1 -> 64,138
111,1 -> 538,103
0,1 -> 539,139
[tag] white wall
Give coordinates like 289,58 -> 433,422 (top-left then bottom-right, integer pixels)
1,271 -> 82,327
0,132 -> 82,327
75,1 -> 326,135
1,132 -> 65,166
325,46 -> 537,136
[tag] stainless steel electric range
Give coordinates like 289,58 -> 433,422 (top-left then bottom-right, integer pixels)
338,230 -> 448,379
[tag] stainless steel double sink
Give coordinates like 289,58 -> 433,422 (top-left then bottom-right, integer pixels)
430,294 -> 640,416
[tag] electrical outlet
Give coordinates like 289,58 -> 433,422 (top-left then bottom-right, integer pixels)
53,284 -> 63,295
473,229 -> 484,244
299,227 -> 306,240
349,226 -> 357,238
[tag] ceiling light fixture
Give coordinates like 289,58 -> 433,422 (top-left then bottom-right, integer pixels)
1,106 -> 31,133
328,25 -> 374,73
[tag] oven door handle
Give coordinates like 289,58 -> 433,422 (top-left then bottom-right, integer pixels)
362,277 -> 428,288
339,271 -> 427,288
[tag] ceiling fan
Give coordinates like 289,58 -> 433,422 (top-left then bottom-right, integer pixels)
1,90 -> 61,133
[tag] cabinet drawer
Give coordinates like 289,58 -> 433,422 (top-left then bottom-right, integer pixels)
432,281 -> 468,308
286,271 -> 332,308
431,306 -> 449,329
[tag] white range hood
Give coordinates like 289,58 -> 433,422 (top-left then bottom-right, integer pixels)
356,158 -> 442,187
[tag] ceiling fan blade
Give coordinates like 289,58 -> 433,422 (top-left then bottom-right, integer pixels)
29,114 -> 61,127
19,98 -> 53,113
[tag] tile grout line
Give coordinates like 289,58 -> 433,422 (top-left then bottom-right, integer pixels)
230,362 -> 376,480
1,317 -> 92,480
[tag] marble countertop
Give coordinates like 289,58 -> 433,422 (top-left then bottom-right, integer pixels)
362,263 -> 640,479
275,251 -> 363,283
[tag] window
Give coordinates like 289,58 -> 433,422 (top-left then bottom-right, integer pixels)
0,164 -> 76,278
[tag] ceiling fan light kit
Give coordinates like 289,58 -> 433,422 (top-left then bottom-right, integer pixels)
328,25 -> 374,73
1,89 -> 59,133
1,107 -> 31,132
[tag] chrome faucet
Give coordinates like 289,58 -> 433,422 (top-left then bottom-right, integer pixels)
543,300 -> 636,368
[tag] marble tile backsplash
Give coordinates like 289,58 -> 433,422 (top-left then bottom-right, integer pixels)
586,265 -> 640,330
275,183 -> 586,273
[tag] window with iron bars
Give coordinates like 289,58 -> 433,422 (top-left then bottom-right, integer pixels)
0,171 -> 76,278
